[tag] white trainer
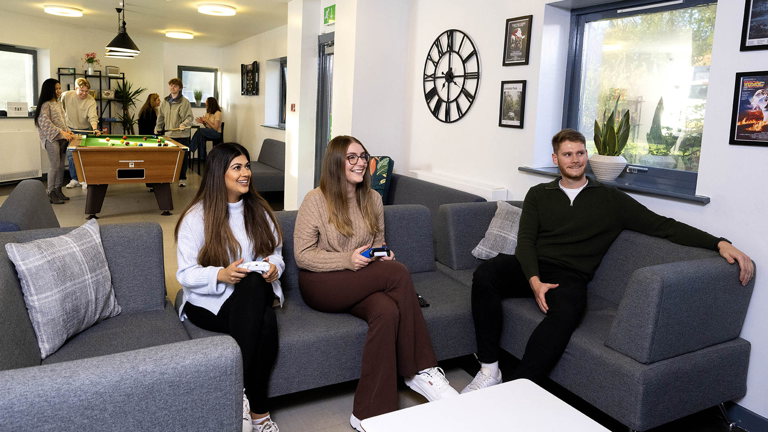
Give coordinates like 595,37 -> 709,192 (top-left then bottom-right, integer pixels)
81,182 -> 88,190
179,179 -> 186,187
350,414 -> 363,432
66,179 -> 79,188
405,367 -> 459,402
253,418 -> 279,432
460,367 -> 502,394
242,391 -> 254,432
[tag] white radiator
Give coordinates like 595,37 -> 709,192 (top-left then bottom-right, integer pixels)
410,170 -> 509,201
0,130 -> 43,182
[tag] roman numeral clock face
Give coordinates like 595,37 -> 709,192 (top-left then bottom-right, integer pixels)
423,29 -> 480,123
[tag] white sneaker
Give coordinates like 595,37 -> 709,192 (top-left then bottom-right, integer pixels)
66,179 -> 79,188
405,367 -> 459,402
350,414 -> 363,432
253,418 -> 279,432
242,391 -> 254,432
460,367 -> 502,394
81,182 -> 87,190
179,179 -> 186,187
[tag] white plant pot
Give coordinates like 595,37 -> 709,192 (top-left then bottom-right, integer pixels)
589,154 -> 627,182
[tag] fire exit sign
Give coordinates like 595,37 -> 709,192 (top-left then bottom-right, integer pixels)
324,5 -> 335,25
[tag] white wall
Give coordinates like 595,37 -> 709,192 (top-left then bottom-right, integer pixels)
221,26 -> 287,157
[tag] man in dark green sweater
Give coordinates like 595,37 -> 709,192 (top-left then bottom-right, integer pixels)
461,128 -> 754,394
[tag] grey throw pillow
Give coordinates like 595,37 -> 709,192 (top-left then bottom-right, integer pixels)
471,201 -> 522,260
5,219 -> 121,359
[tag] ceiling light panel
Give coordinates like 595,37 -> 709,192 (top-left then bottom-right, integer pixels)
166,31 -> 194,39
198,4 -> 237,16
44,5 -> 83,17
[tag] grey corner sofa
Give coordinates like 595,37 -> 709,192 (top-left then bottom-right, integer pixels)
0,222 -> 243,432
0,179 -> 60,232
252,139 -> 285,193
177,204 -> 478,398
435,201 -> 756,431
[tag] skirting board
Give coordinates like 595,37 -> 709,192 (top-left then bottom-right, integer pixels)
726,402 -> 768,432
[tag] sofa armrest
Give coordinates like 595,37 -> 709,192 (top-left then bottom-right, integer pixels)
0,180 -> 59,231
0,336 -> 243,432
605,257 -> 755,364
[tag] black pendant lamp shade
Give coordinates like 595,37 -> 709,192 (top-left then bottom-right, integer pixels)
106,7 -> 140,55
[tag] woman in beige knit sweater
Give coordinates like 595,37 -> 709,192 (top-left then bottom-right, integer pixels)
294,135 -> 458,431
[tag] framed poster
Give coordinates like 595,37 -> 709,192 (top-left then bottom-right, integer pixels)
740,0 -> 768,51
729,71 -> 768,146
498,80 -> 526,129
502,15 -> 532,66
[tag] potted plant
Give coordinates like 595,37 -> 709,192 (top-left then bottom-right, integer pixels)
590,96 -> 631,182
114,81 -> 147,135
193,89 -> 203,106
81,52 -> 100,75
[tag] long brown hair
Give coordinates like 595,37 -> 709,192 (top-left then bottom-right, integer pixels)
319,135 -> 379,237
175,142 -> 282,267
206,97 -> 221,114
138,93 -> 159,118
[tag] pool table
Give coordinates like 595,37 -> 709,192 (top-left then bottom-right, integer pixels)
68,134 -> 188,219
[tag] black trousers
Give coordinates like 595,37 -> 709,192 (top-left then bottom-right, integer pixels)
173,137 -> 190,180
471,254 -> 587,383
184,272 -> 278,413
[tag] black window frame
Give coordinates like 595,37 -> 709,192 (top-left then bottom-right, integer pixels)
563,0 -> 717,199
0,44 -> 38,108
279,57 -> 288,128
177,65 -> 219,102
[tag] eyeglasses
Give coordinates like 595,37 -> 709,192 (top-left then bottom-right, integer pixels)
346,153 -> 370,165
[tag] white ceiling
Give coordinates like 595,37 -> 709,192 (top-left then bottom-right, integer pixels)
0,1 -> 289,47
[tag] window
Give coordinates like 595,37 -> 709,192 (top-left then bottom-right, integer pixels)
177,66 -> 218,105
564,0 -> 717,194
279,58 -> 287,127
0,45 -> 37,109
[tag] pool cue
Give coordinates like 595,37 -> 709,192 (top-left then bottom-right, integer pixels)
70,128 -> 96,134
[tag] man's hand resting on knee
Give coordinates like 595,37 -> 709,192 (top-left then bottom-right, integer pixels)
529,276 -> 559,313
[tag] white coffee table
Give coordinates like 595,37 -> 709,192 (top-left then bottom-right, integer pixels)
360,379 -> 609,431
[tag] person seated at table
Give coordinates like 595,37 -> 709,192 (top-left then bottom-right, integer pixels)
62,78 -> 99,190
155,78 -> 193,186
137,93 -> 160,135
294,135 -> 459,432
34,78 -> 75,204
191,96 -> 223,158
176,142 -> 284,432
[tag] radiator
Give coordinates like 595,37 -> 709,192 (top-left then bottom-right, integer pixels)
0,130 -> 43,182
410,169 -> 509,201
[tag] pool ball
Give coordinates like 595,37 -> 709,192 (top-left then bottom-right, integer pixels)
120,139 -> 124,144
125,142 -> 129,146
163,143 -> 168,147
138,143 -> 143,146
143,136 -> 147,141
157,139 -> 162,143
123,135 -> 127,139
105,137 -> 110,142
157,143 -> 162,146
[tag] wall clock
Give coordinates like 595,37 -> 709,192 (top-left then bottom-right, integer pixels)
423,29 -> 480,123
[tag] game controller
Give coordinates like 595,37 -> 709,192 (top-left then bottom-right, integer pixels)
239,261 -> 271,273
361,246 -> 391,258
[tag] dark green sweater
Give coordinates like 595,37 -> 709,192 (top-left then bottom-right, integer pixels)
515,177 -> 721,281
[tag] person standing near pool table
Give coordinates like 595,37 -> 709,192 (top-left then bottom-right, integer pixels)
155,78 -> 193,186
62,78 -> 100,190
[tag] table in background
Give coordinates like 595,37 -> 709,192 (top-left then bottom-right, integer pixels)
360,379 -> 609,432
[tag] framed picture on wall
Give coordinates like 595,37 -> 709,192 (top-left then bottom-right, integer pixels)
740,0 -> 768,51
498,80 -> 526,128
502,15 -> 533,66
729,70 -> 768,146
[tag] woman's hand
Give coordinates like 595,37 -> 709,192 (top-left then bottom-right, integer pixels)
218,258 -> 248,285
351,245 -> 372,271
262,257 -> 279,283
379,242 -> 396,261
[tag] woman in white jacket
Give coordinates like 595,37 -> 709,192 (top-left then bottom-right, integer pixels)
175,142 -> 284,432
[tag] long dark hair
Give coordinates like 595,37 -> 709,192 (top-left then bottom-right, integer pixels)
34,78 -> 60,127
205,97 -> 221,114
318,135 -> 378,237
175,142 -> 282,267
138,93 -> 159,118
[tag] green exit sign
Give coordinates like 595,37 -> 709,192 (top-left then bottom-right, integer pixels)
324,5 -> 335,25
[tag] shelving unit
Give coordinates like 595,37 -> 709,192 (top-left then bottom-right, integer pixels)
57,68 -> 125,134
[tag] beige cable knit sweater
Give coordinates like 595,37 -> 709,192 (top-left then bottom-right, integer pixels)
294,187 -> 385,272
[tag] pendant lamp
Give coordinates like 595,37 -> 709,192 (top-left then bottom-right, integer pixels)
106,6 -> 140,55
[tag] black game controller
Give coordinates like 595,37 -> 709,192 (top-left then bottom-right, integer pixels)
417,293 -> 429,308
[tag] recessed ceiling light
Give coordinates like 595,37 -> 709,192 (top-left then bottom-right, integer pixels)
44,5 -> 83,17
198,4 -> 236,16
166,31 -> 194,40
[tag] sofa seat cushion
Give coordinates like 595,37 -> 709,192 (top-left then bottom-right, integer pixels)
435,262 -> 474,287
42,300 -> 188,365
251,161 -> 284,192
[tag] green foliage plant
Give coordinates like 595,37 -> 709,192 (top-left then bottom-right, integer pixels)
594,96 -> 631,156
114,81 -> 147,135
193,89 -> 203,102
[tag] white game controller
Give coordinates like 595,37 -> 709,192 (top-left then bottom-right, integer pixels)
239,261 -> 271,273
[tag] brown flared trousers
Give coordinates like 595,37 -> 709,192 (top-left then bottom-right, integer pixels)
299,260 -> 438,420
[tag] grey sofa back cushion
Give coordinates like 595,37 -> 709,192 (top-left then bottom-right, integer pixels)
588,230 -> 720,305
383,205 -> 435,274
276,210 -> 300,298
0,180 -> 60,232
258,139 -> 285,172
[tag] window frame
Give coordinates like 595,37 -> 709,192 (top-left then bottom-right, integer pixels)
176,65 -> 219,102
0,44 -> 38,108
278,58 -> 287,128
562,0 -> 717,197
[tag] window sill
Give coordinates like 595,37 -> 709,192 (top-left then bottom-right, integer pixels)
261,124 -> 285,130
518,166 -> 710,204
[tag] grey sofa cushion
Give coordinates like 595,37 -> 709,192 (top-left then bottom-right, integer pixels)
5,219 -> 121,359
0,179 -> 59,231
383,205 -> 435,274
258,139 -> 285,171
252,161 -> 285,192
472,201 -> 522,260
